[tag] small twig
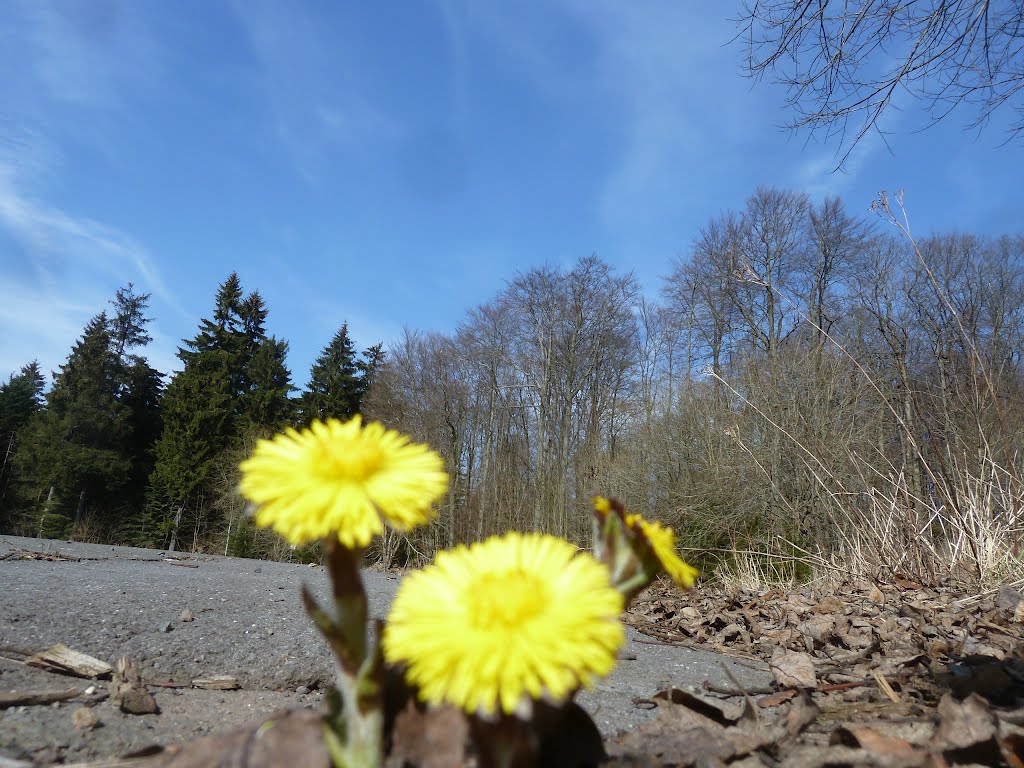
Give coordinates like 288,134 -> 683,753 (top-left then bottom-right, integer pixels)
872,669 -> 901,703
0,688 -> 82,708
703,680 -> 775,696
818,680 -> 869,693
719,661 -> 761,723
147,679 -> 189,689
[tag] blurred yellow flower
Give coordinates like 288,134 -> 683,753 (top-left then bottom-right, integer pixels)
625,513 -> 700,589
382,532 -> 624,717
239,416 -> 448,548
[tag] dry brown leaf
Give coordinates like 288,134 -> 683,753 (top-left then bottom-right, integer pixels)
142,708 -> 332,767
832,725 -> 919,759
387,701 -> 468,768
757,690 -> 798,708
770,651 -> 817,690
930,693 -> 996,751
782,693 -> 820,739
653,687 -> 745,724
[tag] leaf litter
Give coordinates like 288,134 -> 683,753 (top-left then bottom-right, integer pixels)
607,577 -> 1024,767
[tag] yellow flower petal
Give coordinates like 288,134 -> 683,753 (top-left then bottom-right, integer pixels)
626,513 -> 700,589
239,416 -> 448,548
382,532 -> 624,716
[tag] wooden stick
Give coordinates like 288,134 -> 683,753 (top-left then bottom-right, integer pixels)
0,687 -> 82,708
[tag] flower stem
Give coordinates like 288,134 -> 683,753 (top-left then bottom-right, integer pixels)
310,537 -> 383,768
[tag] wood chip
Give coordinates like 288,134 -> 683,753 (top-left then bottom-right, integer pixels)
192,675 -> 240,690
26,643 -> 112,678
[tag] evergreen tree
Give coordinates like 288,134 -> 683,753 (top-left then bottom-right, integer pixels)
14,313 -> 131,527
108,285 -> 163,507
0,361 -> 45,444
149,273 -> 295,549
241,336 -> 295,431
0,361 -> 46,523
151,275 -> 246,535
300,323 -> 364,423
358,342 -> 386,402
109,283 -> 153,366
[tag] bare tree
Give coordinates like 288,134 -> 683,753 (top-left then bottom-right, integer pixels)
737,1 -> 1024,163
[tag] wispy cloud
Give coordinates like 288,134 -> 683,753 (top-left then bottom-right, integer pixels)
0,159 -> 186,379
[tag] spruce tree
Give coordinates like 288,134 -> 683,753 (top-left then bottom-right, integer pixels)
149,274 -> 295,549
151,275 -> 246,538
14,314 -> 130,528
0,361 -> 46,525
108,285 -> 163,508
300,323 -> 364,423
242,336 -> 295,431
358,342 -> 386,403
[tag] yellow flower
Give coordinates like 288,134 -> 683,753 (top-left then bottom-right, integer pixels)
625,513 -> 700,589
382,532 -> 624,717
239,416 -> 448,548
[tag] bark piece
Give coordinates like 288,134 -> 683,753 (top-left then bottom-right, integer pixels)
191,675 -> 240,690
0,687 -> 81,708
26,643 -> 112,678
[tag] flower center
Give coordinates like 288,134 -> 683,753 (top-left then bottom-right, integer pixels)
467,571 -> 548,629
316,442 -> 385,482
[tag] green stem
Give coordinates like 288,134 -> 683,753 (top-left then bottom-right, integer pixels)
313,537 -> 383,768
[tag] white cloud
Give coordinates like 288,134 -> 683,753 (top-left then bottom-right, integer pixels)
0,156 -> 186,381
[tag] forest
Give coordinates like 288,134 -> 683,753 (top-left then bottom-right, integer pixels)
2,187 -> 1021,587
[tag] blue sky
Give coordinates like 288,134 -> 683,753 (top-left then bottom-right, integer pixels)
2,0 -> 1022,386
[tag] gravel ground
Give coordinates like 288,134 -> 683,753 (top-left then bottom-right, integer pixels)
0,535 -> 772,765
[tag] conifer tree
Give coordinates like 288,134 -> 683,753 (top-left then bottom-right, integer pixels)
300,323 -> 364,424
358,342 -> 386,401
241,336 -> 295,431
150,273 -> 295,549
14,313 -> 130,527
0,361 -> 46,523
108,285 -> 163,506
151,275 -> 246,535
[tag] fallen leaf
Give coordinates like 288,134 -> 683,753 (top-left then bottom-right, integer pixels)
387,701 -> 468,768
832,725 -> 918,759
770,651 -> 817,690
931,693 -> 996,751
757,690 -> 798,708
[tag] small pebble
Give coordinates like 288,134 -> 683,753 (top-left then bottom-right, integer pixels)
72,706 -> 99,730
159,621 -> 172,633
180,609 -> 194,622
254,567 -> 261,573
296,685 -> 309,695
